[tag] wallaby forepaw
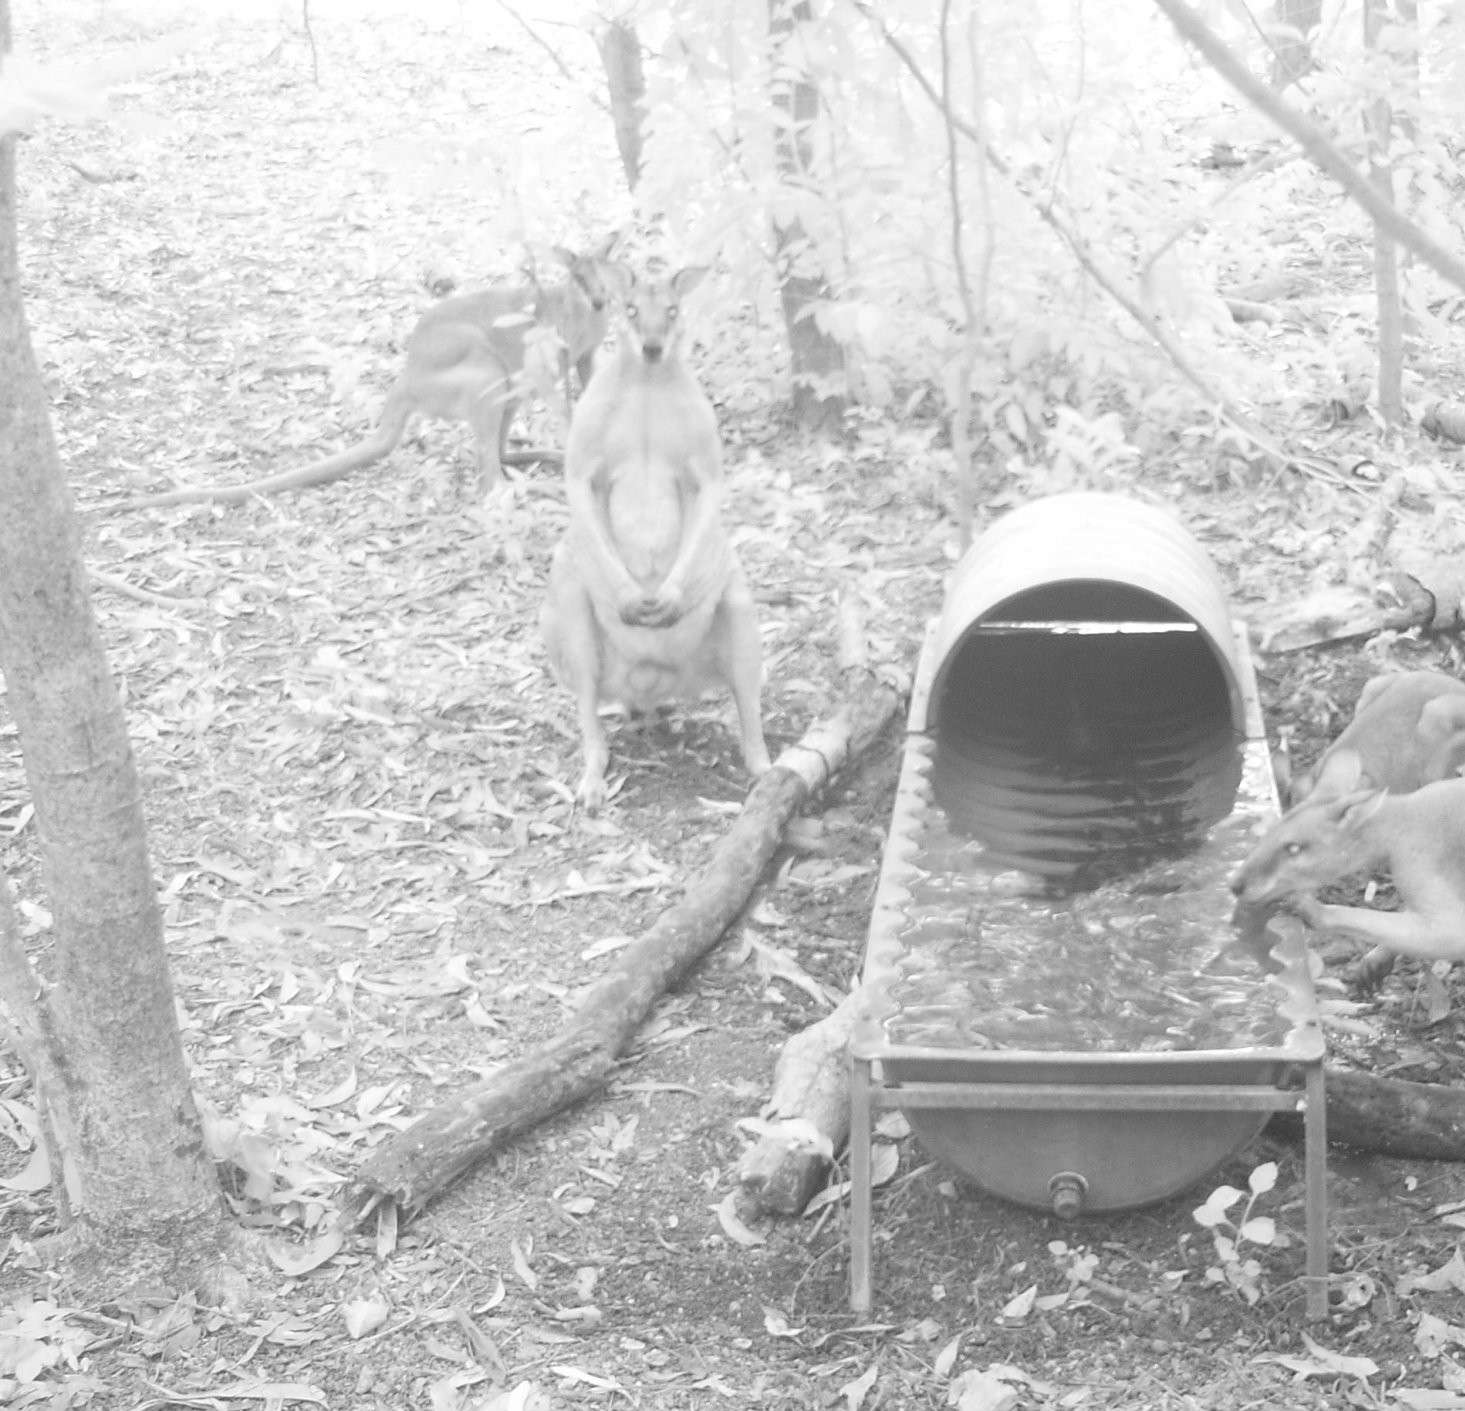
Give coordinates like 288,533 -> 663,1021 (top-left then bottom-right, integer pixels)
1282,893 -> 1324,929
1346,945 -> 1396,990
481,475 -> 517,508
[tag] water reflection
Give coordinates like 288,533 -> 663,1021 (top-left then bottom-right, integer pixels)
884,622 -> 1294,1054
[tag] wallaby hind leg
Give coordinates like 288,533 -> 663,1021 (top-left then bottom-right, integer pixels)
1418,695 -> 1465,779
712,570 -> 771,779
468,383 -> 516,496
1348,944 -> 1396,989
541,548 -> 612,809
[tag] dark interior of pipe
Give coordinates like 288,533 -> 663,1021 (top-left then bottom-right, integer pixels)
929,580 -> 1243,888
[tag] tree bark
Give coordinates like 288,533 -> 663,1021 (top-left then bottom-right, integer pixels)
768,0 -> 847,434
598,19 -> 644,192
1365,0 -> 1403,426
0,4 -> 224,1286
348,670 -> 905,1217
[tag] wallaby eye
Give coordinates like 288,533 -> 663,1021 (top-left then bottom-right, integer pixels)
1285,843 -> 1303,858
667,305 -> 679,320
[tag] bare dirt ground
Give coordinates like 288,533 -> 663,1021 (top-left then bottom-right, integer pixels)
7,4 -> 1465,1409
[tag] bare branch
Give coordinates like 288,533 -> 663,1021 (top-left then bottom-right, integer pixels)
1152,0 -> 1465,295
493,0 -> 612,120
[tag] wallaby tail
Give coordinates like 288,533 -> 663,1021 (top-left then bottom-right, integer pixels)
107,392 -> 414,512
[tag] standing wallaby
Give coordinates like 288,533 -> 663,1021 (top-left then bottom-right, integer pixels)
113,237 -> 618,511
539,262 -> 771,810
1291,670 -> 1465,804
1230,779 -> 1465,965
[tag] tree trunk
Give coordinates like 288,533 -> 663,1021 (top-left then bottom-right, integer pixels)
598,18 -> 644,193
1364,0 -> 1403,426
0,3 -> 225,1292
767,0 -> 847,434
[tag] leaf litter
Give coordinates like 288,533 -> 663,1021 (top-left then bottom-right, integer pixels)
6,2 -> 1465,1410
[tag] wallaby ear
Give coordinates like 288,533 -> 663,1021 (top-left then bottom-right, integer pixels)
1352,673 -> 1396,716
551,245 -> 576,268
595,230 -> 623,260
672,265 -> 709,299
1417,692 -> 1465,746
1309,747 -> 1363,798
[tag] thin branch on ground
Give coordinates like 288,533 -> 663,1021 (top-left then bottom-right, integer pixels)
87,569 -> 205,609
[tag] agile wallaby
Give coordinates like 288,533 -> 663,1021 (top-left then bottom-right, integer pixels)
1229,779 -> 1465,966
1236,669 -> 1465,981
539,262 -> 771,810
1291,669 -> 1465,805
115,237 -> 618,511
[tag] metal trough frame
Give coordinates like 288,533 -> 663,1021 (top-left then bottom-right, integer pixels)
847,620 -> 1330,1320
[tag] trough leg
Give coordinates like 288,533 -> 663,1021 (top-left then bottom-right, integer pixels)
849,1057 -> 874,1313
1302,1061 -> 1330,1320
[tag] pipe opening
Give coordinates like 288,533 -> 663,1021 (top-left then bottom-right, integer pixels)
929,581 -> 1243,889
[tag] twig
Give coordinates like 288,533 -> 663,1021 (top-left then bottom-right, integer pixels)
1140,145 -> 1298,286
302,0 -> 319,86
492,0 -> 612,119
88,568 -> 204,611
859,2 -> 1286,465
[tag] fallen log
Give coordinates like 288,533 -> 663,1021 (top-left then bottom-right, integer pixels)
344,666 -> 907,1221
1275,1067 -> 1465,1161
743,1011 -> 1465,1219
1258,561 -> 1464,653
737,987 -> 863,1214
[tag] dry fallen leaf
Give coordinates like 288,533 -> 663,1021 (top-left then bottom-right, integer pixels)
342,1295 -> 391,1340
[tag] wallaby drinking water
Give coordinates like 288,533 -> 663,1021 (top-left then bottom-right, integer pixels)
539,261 -> 771,810
1235,669 -> 1465,979
1229,778 -> 1465,965
114,237 -> 618,511
1290,669 -> 1465,804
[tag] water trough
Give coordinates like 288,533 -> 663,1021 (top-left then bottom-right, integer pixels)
848,493 -> 1328,1318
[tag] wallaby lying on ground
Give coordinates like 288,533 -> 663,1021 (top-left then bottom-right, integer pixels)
114,238 -> 618,511
1230,778 -> 1465,966
1290,669 -> 1465,805
539,262 -> 771,810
